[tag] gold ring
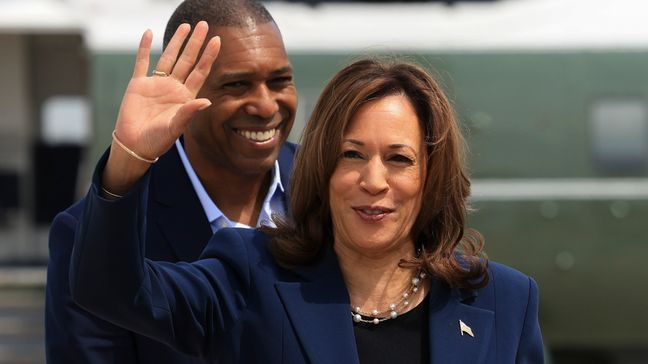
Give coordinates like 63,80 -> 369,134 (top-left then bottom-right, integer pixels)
152,70 -> 169,77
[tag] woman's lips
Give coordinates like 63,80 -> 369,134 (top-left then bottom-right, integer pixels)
353,206 -> 394,221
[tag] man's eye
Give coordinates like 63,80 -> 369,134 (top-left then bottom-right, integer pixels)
223,81 -> 247,89
269,76 -> 293,89
341,150 -> 362,159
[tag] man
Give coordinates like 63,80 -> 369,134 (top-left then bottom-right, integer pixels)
45,0 -> 297,362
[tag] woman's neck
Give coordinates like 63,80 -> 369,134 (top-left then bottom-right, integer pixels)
335,243 -> 426,315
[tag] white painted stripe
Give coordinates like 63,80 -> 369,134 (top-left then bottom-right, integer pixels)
0,267 -> 46,287
6,0 -> 648,51
470,179 -> 648,201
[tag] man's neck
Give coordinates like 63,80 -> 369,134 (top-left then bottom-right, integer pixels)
185,145 -> 273,226
201,168 -> 271,226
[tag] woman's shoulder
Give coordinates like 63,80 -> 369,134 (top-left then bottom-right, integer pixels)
473,260 -> 539,312
200,228 -> 272,259
198,228 -> 292,277
211,227 -> 271,243
471,261 -> 544,361
487,261 -> 537,290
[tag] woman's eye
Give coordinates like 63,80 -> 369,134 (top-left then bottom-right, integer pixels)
390,154 -> 414,164
341,150 -> 362,159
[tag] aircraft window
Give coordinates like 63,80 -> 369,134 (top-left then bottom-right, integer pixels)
590,99 -> 648,174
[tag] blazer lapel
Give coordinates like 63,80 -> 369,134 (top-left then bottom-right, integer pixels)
428,280 -> 495,364
275,248 -> 360,364
277,142 -> 296,218
149,146 -> 213,262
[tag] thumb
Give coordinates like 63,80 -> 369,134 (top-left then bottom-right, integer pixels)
168,99 -> 212,136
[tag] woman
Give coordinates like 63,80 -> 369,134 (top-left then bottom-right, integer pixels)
70,23 -> 544,363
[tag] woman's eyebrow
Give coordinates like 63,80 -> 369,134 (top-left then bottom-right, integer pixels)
343,139 -> 363,146
343,140 -> 417,155
388,143 -> 414,150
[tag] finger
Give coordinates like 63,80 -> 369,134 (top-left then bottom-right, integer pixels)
185,36 -> 221,95
154,23 -> 191,75
133,30 -> 153,78
171,20 -> 209,81
168,99 -> 212,136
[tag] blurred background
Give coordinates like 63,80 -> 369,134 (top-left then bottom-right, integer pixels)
1,0 -> 648,362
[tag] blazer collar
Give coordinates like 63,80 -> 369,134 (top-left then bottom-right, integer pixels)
276,246 -> 494,364
149,146 -> 213,261
277,142 -> 296,218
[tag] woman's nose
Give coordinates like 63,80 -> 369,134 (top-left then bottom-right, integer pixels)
359,158 -> 388,195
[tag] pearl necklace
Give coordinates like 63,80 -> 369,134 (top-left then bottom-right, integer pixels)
351,269 -> 427,325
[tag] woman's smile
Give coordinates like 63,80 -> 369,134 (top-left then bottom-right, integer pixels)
352,205 -> 395,221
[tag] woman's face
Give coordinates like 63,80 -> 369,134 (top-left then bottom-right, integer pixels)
329,94 -> 425,259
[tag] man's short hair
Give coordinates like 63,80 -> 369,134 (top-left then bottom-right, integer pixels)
164,0 -> 276,49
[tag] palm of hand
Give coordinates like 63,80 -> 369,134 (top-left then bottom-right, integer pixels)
117,76 -> 195,159
112,22 -> 220,161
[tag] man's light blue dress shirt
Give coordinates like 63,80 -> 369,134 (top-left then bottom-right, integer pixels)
175,140 -> 286,233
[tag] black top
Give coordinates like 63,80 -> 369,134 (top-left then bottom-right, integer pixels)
353,296 -> 430,364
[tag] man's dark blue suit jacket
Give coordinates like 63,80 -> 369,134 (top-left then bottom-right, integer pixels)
67,156 -> 544,364
45,143 -> 296,363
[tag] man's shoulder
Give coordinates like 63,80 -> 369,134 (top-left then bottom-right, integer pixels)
281,141 -> 298,153
148,144 -> 200,203
51,144 -> 182,229
151,144 -> 185,176
279,142 -> 298,165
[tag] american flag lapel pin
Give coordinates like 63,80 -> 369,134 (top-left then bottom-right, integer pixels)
459,320 -> 475,338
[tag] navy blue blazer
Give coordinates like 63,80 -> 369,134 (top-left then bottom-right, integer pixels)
69,162 -> 544,364
46,143 -> 296,364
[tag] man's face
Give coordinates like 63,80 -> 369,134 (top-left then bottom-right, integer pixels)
185,21 -> 297,176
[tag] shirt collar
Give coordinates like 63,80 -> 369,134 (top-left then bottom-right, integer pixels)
175,139 -> 285,230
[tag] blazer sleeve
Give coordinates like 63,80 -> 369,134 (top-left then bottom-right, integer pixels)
516,277 -> 545,364
69,168 -> 251,360
45,206 -> 140,364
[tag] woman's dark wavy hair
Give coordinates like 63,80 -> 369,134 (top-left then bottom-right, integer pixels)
264,58 -> 488,290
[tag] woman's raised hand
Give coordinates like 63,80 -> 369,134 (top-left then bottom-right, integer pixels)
103,21 -> 220,195
116,21 -> 220,160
